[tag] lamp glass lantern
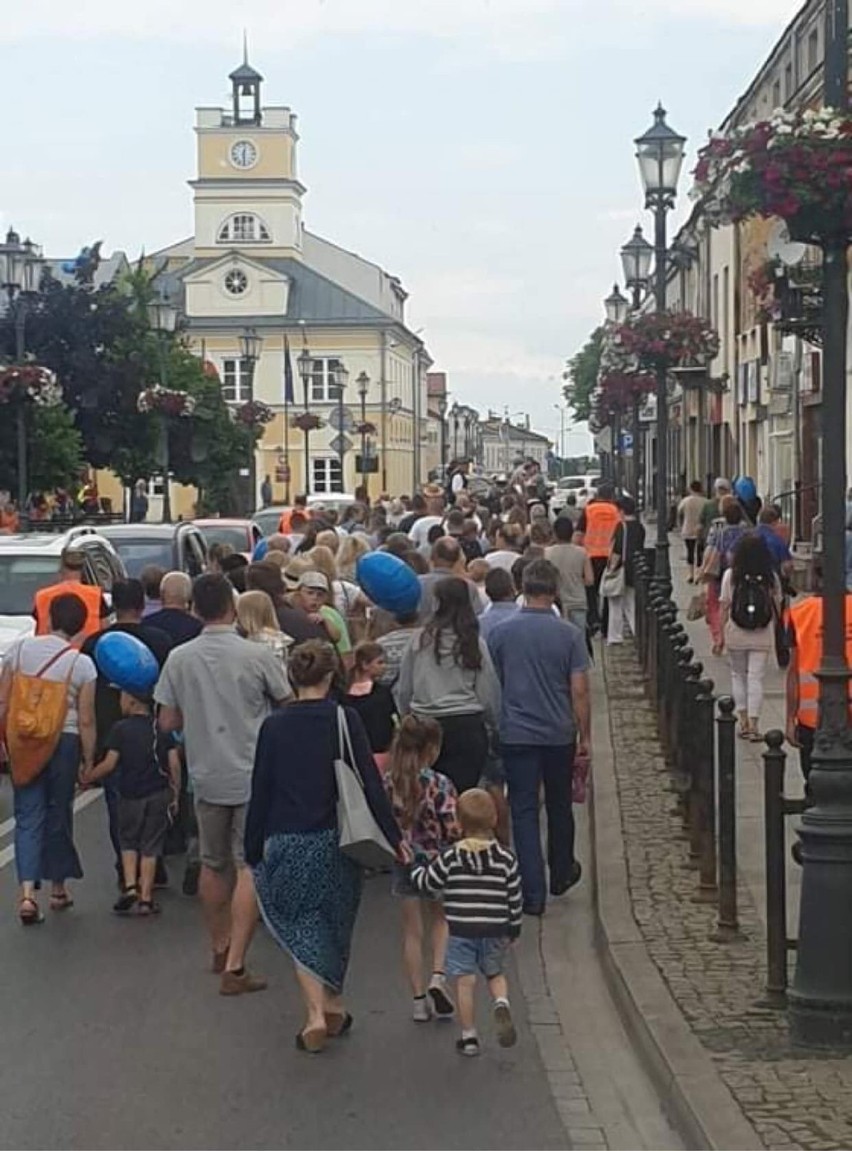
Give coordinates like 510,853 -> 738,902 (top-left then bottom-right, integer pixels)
239,326 -> 263,364
621,224 -> 654,290
297,348 -> 312,382
356,370 -> 370,399
604,284 -> 630,325
147,290 -> 179,334
335,362 -> 350,397
634,104 -> 687,200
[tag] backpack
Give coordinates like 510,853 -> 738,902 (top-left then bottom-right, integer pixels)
6,642 -> 78,787
730,574 -> 774,631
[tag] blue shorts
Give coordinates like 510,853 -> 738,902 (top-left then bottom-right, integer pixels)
445,935 -> 511,978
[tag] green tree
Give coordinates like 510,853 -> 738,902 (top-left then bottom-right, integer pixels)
563,327 -> 604,423
0,404 -> 82,495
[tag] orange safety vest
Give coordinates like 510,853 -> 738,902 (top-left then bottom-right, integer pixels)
582,501 -> 622,559
34,581 -> 104,644
789,595 -> 852,729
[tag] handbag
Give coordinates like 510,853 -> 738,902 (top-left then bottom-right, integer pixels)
773,595 -> 791,669
334,707 -> 397,869
686,590 -> 707,621
572,749 -> 590,804
599,524 -> 627,599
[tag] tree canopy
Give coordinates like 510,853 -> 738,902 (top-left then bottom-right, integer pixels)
563,326 -> 604,423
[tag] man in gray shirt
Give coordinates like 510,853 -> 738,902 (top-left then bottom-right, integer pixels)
156,574 -> 291,996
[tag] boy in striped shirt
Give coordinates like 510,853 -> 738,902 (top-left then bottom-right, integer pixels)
411,788 -> 522,1056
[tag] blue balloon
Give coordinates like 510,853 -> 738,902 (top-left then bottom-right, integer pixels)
252,538 -> 270,562
357,552 -> 421,617
734,476 -> 757,503
93,631 -> 160,696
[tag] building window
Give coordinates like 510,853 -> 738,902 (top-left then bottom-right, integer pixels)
217,214 -> 271,243
312,457 -> 343,494
224,269 -> 249,296
808,28 -> 819,72
772,79 -> 781,109
784,62 -> 793,99
221,358 -> 253,403
308,358 -> 345,403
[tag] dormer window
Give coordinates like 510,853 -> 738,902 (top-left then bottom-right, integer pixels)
217,213 -> 271,244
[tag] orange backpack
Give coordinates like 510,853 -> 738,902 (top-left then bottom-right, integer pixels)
6,643 -> 78,787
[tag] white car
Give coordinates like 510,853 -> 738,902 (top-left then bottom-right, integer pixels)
0,529 -> 125,656
550,474 -> 601,515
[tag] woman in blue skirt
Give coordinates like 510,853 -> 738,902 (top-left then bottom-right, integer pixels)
245,640 -> 403,1053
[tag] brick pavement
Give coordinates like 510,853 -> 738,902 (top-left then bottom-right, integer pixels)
602,625 -> 852,1151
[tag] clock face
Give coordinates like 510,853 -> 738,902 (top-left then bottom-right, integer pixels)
230,140 -> 258,169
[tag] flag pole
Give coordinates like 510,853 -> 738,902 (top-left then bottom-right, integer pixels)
283,332 -> 294,505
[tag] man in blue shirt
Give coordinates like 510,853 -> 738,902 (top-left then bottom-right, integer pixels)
488,559 -> 590,915
755,508 -> 793,579
479,568 -> 518,643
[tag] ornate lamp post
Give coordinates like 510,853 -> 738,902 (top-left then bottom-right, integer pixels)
0,228 -> 44,523
603,286 -> 630,490
147,288 -> 180,523
450,401 -> 460,460
620,225 -> 654,311
357,370 -> 370,493
297,347 -> 313,495
335,361 -> 349,491
438,393 -> 448,473
634,104 -> 687,588
239,327 -> 263,513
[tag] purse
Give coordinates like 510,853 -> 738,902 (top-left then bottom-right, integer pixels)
572,749 -> 590,804
599,524 -> 627,599
686,590 -> 707,621
334,707 -> 397,869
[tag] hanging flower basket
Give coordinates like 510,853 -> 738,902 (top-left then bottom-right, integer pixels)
693,107 -> 852,242
235,399 -> 275,427
613,312 -> 719,372
137,385 -> 196,418
597,372 -> 654,411
0,365 -> 63,407
354,420 -> 378,436
292,412 -> 323,432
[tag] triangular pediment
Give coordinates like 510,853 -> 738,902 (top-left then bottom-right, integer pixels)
179,250 -> 288,286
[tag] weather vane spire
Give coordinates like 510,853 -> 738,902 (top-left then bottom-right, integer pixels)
243,28 -> 249,66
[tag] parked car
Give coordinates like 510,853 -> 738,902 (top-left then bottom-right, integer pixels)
0,529 -> 125,656
97,523 -> 208,580
194,518 -> 263,560
251,506 -> 289,537
550,474 -> 601,515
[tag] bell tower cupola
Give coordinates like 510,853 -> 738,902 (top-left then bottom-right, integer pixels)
229,36 -> 263,126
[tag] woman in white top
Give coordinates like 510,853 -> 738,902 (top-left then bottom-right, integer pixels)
237,590 -> 292,668
719,533 -> 780,741
484,523 -> 525,573
0,593 -> 97,924
678,480 -> 709,583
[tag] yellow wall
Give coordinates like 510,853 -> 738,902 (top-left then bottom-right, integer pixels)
197,133 -> 294,181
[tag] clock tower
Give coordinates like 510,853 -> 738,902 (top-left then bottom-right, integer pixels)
190,48 -> 306,261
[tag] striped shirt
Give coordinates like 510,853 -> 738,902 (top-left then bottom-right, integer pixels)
411,838 -> 523,939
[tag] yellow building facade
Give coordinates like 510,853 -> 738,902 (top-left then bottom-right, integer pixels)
151,53 -> 431,511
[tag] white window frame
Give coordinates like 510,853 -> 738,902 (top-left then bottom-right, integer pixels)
308,357 -> 345,404
312,457 -> 343,495
221,357 -> 253,404
217,213 -> 271,244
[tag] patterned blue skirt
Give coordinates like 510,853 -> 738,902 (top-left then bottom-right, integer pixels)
254,828 -> 363,994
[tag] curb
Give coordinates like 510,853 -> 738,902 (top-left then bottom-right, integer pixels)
589,653 -> 763,1151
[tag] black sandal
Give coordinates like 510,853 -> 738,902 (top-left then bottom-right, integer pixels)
113,887 -> 139,915
137,900 -> 161,916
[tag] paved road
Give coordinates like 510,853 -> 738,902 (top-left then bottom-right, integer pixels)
0,788 -> 570,1151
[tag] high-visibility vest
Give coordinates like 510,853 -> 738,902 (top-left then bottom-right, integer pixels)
34,581 -> 104,644
582,501 -> 622,559
789,594 -> 852,729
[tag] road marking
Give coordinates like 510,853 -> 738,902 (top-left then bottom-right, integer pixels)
0,790 -> 102,871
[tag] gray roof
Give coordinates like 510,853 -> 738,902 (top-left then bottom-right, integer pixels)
44,252 -> 129,290
156,255 -> 393,328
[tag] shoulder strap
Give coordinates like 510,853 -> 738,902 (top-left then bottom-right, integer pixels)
337,706 -> 364,788
32,643 -> 75,679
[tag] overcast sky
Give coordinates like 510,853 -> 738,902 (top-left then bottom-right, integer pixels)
4,0 -> 802,456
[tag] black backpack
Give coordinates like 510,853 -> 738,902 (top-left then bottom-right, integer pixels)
730,573 -> 774,630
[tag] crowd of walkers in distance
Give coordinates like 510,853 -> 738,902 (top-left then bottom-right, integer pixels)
0,472 -> 671,1056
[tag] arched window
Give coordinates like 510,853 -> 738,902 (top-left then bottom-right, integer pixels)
217,213 -> 271,244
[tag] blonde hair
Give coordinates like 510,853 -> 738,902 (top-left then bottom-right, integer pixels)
457,788 -> 497,836
315,529 -> 340,554
237,590 -> 280,637
338,534 -> 370,581
387,716 -> 443,829
308,545 -> 338,583
262,549 -> 288,571
467,558 -> 489,584
284,555 -> 314,587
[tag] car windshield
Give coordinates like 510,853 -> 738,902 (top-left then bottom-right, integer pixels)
0,556 -> 62,615
199,525 -> 249,552
253,510 -> 283,537
109,540 -> 173,578
559,478 -> 586,490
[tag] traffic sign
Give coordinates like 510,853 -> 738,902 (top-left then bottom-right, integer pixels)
329,433 -> 353,456
619,431 -> 633,451
329,406 -> 355,432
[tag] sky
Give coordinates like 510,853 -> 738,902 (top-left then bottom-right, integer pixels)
2,0 -> 804,458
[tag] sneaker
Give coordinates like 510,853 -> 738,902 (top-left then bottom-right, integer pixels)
412,996 -> 432,1023
182,862 -> 200,897
220,968 -> 268,996
456,1036 -> 481,1057
427,974 -> 455,1019
494,1000 -> 517,1048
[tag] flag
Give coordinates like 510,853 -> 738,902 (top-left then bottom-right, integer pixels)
283,335 -> 294,405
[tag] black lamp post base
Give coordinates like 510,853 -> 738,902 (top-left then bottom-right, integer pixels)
652,539 -> 672,598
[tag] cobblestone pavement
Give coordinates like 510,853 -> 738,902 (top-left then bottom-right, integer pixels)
603,642 -> 852,1151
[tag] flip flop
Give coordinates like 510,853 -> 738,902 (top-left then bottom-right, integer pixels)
325,1012 -> 353,1038
295,1027 -> 328,1054
18,897 -> 44,926
49,892 -> 74,912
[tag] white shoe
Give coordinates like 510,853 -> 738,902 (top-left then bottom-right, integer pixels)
412,996 -> 432,1023
427,973 -> 455,1018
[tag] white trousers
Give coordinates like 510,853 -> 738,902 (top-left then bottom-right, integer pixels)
607,586 -> 636,643
728,649 -> 769,719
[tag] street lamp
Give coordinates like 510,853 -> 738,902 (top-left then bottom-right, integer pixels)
620,224 -> 654,310
239,326 -> 263,513
604,284 -> 630,326
437,393 -> 448,474
0,228 -> 44,522
450,401 -> 460,460
357,370 -> 370,494
334,361 -> 349,492
147,287 -> 180,523
635,102 -> 687,588
297,347 -> 313,495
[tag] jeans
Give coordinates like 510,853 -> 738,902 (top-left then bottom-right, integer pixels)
607,587 -> 636,644
728,649 -> 769,719
503,743 -> 575,911
14,732 -> 83,885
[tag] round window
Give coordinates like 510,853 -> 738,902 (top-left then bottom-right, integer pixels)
224,269 -> 248,296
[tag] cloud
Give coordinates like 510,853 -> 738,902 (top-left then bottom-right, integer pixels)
606,0 -> 803,25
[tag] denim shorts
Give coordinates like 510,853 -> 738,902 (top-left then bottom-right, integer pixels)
445,935 -> 511,978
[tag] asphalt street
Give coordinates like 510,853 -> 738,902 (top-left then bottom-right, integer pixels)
0,782 -> 568,1151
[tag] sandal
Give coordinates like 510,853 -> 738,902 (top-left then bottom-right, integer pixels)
136,900 -> 162,916
49,892 -> 74,912
18,897 -> 44,926
295,1026 -> 327,1054
113,886 -> 139,916
325,1011 -> 353,1038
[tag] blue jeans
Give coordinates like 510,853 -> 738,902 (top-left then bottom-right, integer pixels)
14,732 -> 84,884
503,743 -> 575,911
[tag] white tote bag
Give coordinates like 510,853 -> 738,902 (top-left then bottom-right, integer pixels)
599,523 -> 627,599
335,707 -> 396,869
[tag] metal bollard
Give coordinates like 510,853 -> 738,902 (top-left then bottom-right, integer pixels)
694,679 -> 718,901
714,696 -> 739,937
